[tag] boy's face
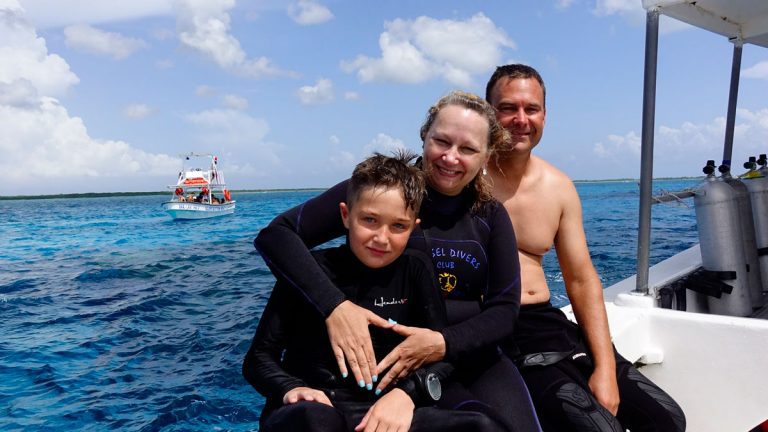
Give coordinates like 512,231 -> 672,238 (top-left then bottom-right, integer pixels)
340,186 -> 419,269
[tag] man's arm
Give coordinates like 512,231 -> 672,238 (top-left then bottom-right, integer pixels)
554,180 -> 619,415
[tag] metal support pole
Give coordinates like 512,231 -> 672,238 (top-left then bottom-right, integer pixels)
722,41 -> 743,167
635,9 -> 660,295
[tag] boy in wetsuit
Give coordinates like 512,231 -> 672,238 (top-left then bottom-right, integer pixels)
243,151 -> 506,432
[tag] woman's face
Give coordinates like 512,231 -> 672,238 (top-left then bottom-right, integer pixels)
422,104 -> 490,196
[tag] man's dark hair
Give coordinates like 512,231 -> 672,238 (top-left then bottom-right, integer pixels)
347,150 -> 426,214
485,64 -> 546,108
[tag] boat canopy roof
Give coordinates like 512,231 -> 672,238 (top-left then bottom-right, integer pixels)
643,0 -> 768,48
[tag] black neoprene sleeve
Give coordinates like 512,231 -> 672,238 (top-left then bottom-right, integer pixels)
254,181 -> 349,317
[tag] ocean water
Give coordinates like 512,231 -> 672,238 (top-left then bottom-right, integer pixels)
0,179 -> 699,431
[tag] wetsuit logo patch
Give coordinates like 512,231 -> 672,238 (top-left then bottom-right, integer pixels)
373,297 -> 408,307
438,272 -> 457,294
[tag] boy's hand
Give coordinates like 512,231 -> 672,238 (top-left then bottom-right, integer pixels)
354,388 -> 414,432
282,387 -> 333,407
326,300 -> 393,389
374,324 -> 445,392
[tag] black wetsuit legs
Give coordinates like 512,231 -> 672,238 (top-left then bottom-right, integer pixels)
521,355 -> 686,432
261,401 -> 346,432
261,399 -> 509,432
443,354 -> 542,432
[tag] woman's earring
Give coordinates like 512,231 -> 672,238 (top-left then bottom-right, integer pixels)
482,167 -> 488,176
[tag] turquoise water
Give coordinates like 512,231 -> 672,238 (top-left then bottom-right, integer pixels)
0,179 -> 699,431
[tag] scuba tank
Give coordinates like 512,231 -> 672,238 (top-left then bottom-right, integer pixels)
694,160 -> 752,316
742,155 -> 768,305
720,163 -> 763,309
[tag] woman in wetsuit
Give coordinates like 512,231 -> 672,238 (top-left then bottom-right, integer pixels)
255,91 -> 541,431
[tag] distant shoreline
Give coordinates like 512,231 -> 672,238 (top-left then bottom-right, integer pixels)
0,178 -> 703,200
0,188 -> 326,201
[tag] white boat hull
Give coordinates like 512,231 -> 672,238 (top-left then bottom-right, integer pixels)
162,201 -> 236,220
566,246 -> 768,432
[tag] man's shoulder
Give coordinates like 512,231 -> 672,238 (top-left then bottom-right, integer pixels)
531,155 -> 573,186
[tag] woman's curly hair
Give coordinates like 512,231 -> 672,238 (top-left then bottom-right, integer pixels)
419,90 -> 510,212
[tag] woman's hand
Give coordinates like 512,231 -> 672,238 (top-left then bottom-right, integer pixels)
326,300 -> 393,389
374,324 -> 446,392
354,388 -> 415,432
282,387 -> 333,407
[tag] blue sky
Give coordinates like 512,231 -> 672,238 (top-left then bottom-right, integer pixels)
1,0 -> 767,195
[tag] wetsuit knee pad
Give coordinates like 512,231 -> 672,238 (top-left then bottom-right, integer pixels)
555,383 -> 623,432
624,368 -> 686,432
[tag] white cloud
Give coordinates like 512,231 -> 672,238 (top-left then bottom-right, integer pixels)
0,97 -> 178,194
362,133 -> 408,157
287,0 -> 333,25
64,24 -> 147,59
555,0 -> 575,10
195,85 -> 215,97
593,109 -> 768,174
156,58 -> 174,69
592,131 -> 641,159
0,6 -> 79,97
0,1 -> 178,195
341,13 -> 514,87
344,91 -> 359,100
222,94 -> 248,110
327,135 -> 355,169
0,79 -> 38,108
744,61 -> 768,80
123,103 -> 152,119
184,109 -> 281,172
174,0 -> 294,78
297,78 -> 334,105
592,0 -> 692,32
16,0 -> 174,29
593,0 -> 638,17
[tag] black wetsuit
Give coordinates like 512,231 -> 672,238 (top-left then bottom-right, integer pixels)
244,246 -> 506,432
255,180 -> 541,432
507,303 -> 687,432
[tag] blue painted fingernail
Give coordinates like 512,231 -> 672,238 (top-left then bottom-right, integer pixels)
372,375 -> 378,383
375,389 -> 382,396
366,383 -> 373,390
342,372 -> 348,378
358,380 -> 365,388
388,318 -> 397,325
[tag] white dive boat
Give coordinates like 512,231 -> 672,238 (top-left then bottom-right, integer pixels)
161,153 -> 236,220
569,2 -> 768,431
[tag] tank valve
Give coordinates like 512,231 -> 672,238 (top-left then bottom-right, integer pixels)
703,160 -> 716,175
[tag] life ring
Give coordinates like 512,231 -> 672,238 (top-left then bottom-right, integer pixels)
223,189 -> 231,201
175,187 -> 183,196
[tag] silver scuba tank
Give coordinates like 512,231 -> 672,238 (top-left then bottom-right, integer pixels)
694,161 -> 752,316
720,164 -> 763,309
742,155 -> 768,305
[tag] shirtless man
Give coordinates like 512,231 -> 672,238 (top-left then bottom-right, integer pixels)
485,64 -> 685,432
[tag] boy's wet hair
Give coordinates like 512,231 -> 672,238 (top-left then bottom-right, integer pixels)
347,150 -> 426,215
485,64 -> 547,108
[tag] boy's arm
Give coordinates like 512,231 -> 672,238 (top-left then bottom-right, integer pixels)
242,281 -> 308,402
